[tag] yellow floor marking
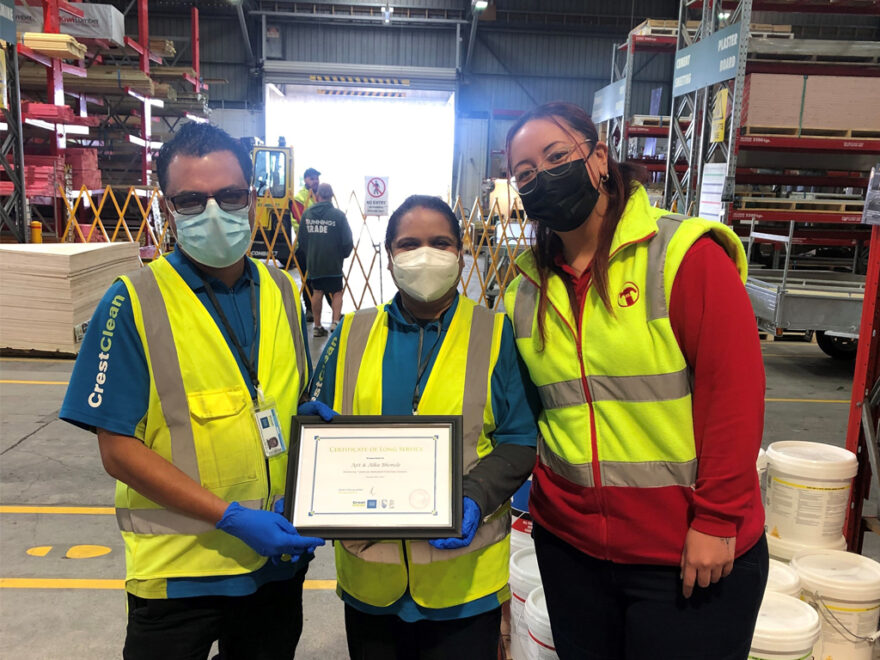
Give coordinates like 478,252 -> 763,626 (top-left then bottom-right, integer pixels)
0,506 -> 115,515
66,545 -> 112,559
0,379 -> 69,385
0,578 -> 124,589
0,578 -> 336,590
26,546 -> 52,557
765,398 -> 849,404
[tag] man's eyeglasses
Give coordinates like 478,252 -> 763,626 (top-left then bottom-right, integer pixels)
167,188 -> 251,216
511,141 -> 594,195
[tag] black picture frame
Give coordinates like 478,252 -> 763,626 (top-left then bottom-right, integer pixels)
283,415 -> 463,539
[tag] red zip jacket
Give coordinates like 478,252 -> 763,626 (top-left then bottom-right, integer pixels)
530,237 -> 766,565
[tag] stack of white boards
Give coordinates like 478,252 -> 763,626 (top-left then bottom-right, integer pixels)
0,243 -> 141,354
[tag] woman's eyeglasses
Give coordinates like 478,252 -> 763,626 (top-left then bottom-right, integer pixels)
167,188 -> 251,216
511,141 -> 594,195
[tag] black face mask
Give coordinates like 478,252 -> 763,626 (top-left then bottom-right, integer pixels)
520,160 -> 600,233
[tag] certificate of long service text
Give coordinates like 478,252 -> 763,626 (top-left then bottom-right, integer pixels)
292,424 -> 454,529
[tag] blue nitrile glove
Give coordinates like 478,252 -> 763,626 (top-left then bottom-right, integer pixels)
429,497 -> 481,549
216,502 -> 325,558
298,400 -> 338,422
267,497 -> 323,564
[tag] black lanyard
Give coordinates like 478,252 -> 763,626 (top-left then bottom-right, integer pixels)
198,274 -> 260,399
401,302 -> 443,414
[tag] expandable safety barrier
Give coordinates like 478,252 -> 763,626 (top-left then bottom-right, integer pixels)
59,184 -> 535,312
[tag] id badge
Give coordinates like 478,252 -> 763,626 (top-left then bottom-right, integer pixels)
253,395 -> 285,458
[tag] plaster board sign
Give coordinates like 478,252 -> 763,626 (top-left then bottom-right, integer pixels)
673,23 -> 741,98
364,176 -> 389,216
14,3 -> 125,47
592,79 -> 626,124
0,0 -> 14,44
698,163 -> 727,223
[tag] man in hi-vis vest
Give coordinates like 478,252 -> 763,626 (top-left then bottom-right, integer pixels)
61,123 -> 322,660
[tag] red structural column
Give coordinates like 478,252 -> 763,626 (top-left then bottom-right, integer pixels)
844,224 -> 880,551
192,7 -> 200,84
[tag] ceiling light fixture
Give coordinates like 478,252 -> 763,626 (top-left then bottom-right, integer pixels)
382,4 -> 394,23
473,0 -> 489,11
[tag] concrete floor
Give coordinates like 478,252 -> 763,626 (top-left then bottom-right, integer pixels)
1,333 -> 877,659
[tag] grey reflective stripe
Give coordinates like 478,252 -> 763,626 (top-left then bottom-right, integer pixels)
408,507 -> 511,564
537,435 -> 594,487
538,378 -> 586,409
126,267 -> 200,484
512,278 -> 538,339
339,539 -> 402,564
600,459 -> 697,488
340,307 -> 379,415
645,214 -> 687,322
266,266 -> 307,393
589,369 -> 691,403
462,306 -> 494,474
116,499 -> 265,535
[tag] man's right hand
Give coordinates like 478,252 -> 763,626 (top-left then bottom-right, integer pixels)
216,502 -> 325,558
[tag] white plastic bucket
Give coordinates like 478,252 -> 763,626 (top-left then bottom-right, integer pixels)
766,559 -> 802,598
765,441 -> 857,545
749,591 -> 821,660
767,533 -> 846,563
511,513 -> 534,556
525,586 -> 558,660
509,547 -> 542,660
758,447 -> 768,503
791,549 -> 880,660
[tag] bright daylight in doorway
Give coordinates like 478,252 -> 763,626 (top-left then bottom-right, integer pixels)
265,86 -> 456,213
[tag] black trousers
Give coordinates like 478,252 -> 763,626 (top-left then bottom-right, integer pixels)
344,603 -> 501,660
123,570 -> 306,660
533,523 -> 768,660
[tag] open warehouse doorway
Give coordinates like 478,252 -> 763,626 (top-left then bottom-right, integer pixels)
264,83 -> 456,314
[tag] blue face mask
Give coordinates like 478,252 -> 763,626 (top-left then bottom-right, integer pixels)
172,199 -> 252,268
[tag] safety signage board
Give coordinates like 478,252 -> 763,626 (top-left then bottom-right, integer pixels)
592,79 -> 626,124
364,176 -> 389,216
0,0 -> 14,45
672,23 -> 741,98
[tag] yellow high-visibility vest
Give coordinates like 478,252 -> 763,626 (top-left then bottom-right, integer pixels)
504,185 -> 746,490
114,257 -> 307,584
332,297 -> 512,609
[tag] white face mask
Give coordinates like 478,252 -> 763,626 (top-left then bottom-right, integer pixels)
172,199 -> 251,269
392,246 -> 461,303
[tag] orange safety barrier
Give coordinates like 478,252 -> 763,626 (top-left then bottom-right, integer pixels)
58,184 -> 537,313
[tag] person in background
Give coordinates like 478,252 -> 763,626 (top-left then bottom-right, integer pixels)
292,166 -> 321,321
504,101 -> 767,659
59,122 -> 323,660
307,195 -> 540,659
297,183 -> 353,337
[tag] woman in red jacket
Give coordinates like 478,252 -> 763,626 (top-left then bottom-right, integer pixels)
503,101 -> 767,659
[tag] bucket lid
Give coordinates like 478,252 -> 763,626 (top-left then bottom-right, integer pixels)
791,549 -> 880,602
767,533 -> 846,562
766,441 -> 857,481
766,559 -> 801,596
509,547 -> 541,591
751,592 -> 820,653
757,447 -> 767,472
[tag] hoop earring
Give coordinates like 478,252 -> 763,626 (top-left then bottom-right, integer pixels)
599,173 -> 610,185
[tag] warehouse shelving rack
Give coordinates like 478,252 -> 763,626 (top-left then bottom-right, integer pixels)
662,0 -> 880,551
592,25 -> 678,167
0,40 -> 28,242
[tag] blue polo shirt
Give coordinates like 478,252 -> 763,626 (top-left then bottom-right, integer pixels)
310,293 -> 540,622
60,250 -> 312,598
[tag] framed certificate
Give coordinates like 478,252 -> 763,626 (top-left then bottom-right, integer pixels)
284,415 -> 463,539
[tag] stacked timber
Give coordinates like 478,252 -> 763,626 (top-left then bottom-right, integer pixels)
742,74 -> 880,135
20,32 -> 87,59
149,39 -> 176,58
20,64 -> 156,97
66,148 -> 102,191
0,243 -> 141,354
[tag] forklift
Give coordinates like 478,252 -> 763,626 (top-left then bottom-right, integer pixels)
248,137 -> 297,265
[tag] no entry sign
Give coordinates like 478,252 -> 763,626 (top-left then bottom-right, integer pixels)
365,176 -> 389,216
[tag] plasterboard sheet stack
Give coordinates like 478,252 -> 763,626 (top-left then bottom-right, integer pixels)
0,243 -> 141,354
742,74 -> 880,132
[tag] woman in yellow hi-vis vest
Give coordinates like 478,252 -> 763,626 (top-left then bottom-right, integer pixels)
307,195 -> 539,659
503,102 -> 768,659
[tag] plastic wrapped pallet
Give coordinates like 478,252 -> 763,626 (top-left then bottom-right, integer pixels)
0,243 -> 141,354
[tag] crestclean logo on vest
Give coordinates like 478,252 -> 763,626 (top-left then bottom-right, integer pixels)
87,294 -> 125,408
